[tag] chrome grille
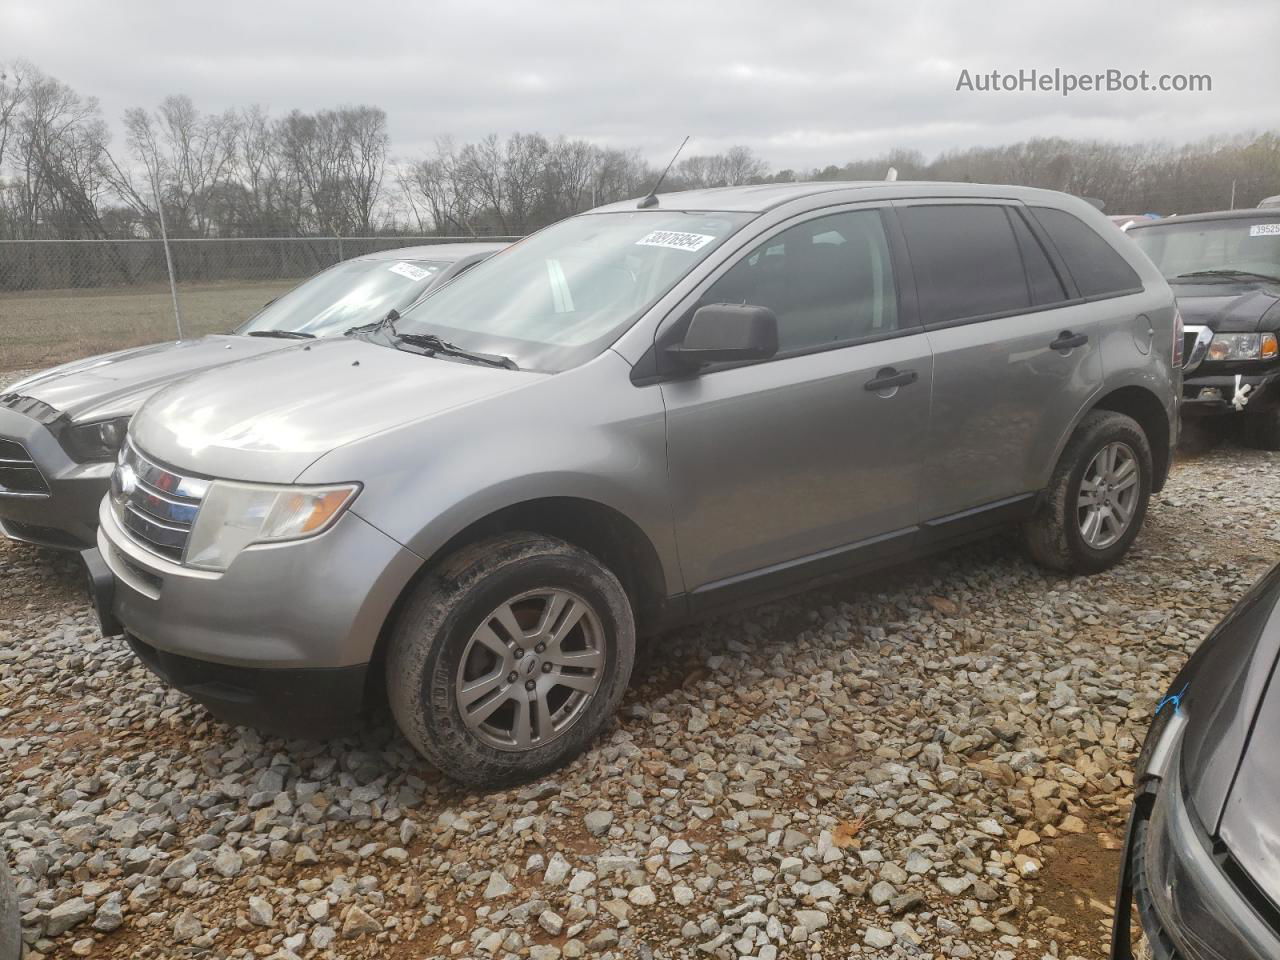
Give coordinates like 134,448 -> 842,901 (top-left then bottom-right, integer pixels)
0,437 -> 49,496
110,441 -> 208,562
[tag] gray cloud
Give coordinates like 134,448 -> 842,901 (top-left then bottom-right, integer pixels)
4,0 -> 1278,169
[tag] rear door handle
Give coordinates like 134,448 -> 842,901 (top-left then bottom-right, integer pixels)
1050,330 -> 1088,351
864,367 -> 918,391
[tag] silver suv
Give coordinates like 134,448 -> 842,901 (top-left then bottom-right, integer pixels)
0,242 -> 503,550
89,182 -> 1180,787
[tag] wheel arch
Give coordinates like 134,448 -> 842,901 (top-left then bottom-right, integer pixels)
1090,386 -> 1173,492
1045,384 -> 1173,494
366,496 -> 676,704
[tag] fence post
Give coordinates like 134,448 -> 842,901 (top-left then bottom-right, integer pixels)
336,234 -> 344,264
149,169 -> 184,339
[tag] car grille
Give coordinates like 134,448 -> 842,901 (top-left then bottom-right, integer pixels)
0,437 -> 50,496
110,441 -> 208,562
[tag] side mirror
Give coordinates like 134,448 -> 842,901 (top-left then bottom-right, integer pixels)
665,303 -> 778,369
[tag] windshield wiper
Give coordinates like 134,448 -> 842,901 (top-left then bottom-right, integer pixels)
346,308 -> 401,338
245,330 -> 315,339
1174,269 -> 1280,284
394,333 -> 519,370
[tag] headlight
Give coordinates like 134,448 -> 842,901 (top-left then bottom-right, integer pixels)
185,481 -> 360,571
64,417 -> 130,462
1206,332 -> 1278,362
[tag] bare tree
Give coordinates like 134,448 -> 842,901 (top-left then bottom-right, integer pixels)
106,96 -> 239,238
276,105 -> 388,234
0,61 -> 27,175
5,65 -> 109,239
399,136 -> 480,235
342,105 -> 388,233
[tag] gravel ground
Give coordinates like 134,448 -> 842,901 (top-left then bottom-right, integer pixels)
1,434 -> 1277,960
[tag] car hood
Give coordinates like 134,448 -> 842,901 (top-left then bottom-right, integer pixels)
1219,660 -> 1280,909
130,337 -> 543,484
1174,564 -> 1280,893
2,336 -> 294,423
1173,282 -> 1280,333
1177,565 -> 1280,825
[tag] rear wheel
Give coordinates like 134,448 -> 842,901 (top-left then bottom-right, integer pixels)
1023,410 -> 1152,574
387,533 -> 635,788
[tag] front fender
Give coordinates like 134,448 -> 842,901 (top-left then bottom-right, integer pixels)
298,352 -> 682,596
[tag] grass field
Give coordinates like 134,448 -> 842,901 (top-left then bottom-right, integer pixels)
0,279 -> 300,373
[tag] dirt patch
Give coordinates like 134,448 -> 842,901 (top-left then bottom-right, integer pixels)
1033,816 -> 1127,958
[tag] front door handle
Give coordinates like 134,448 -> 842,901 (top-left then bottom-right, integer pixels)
1050,330 -> 1088,351
864,367 -> 918,392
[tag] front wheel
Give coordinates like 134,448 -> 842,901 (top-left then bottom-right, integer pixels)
1023,410 -> 1153,574
387,533 -> 635,788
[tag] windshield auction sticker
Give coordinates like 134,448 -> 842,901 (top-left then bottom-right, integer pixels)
389,261 -> 432,281
1248,224 -> 1280,237
636,231 -> 716,252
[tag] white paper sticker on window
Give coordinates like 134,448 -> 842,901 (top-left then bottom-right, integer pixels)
1248,223 -> 1280,237
389,261 -> 431,281
635,230 -> 716,252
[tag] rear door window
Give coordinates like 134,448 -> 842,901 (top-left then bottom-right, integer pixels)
898,204 -> 1031,324
1029,205 -> 1143,298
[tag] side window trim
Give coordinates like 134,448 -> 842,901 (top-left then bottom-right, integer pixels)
651,204 -> 918,369
1013,203 -> 1081,301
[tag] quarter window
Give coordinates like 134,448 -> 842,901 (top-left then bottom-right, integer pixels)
1030,205 -> 1143,298
898,204 -> 1032,324
1009,209 -> 1069,305
701,210 -> 899,353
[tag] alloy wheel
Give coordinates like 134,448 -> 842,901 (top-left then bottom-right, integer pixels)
1077,441 -> 1140,549
454,588 -> 606,751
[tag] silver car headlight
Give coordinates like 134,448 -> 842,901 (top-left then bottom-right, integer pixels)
185,481 -> 360,571
1206,332 -> 1278,362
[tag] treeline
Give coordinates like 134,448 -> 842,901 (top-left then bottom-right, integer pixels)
2,58 -> 1278,244
799,137 -> 1280,215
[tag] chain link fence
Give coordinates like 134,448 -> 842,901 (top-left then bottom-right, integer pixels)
0,235 -> 520,374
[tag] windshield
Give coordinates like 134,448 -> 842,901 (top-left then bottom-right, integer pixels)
392,211 -> 754,371
236,258 -> 447,336
1130,218 -> 1280,282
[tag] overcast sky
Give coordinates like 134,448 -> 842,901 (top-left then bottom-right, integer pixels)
4,0 -> 1279,170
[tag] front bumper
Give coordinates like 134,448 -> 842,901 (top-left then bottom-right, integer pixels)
96,497 -> 423,736
1181,368 -> 1280,416
0,407 -> 113,550
1113,724 -> 1280,960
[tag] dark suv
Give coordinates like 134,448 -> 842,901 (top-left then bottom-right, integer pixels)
1128,210 -> 1280,446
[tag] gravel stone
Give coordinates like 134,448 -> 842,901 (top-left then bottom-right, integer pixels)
2,443 -> 1273,957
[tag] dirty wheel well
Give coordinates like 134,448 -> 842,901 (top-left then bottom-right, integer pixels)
367,498 -> 669,704
1093,387 -> 1172,491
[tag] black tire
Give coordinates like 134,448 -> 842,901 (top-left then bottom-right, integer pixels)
1247,407 -> 1280,451
1128,816 -> 1166,960
387,533 -> 635,788
0,855 -> 20,960
1023,410 -> 1153,574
